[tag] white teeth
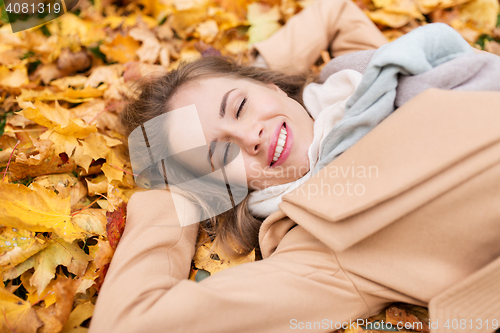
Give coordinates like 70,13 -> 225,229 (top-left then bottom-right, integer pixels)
272,125 -> 287,164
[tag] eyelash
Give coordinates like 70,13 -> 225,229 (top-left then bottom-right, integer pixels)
236,97 -> 247,119
223,97 -> 247,165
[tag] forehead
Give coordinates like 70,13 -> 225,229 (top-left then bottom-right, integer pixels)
173,76 -> 238,103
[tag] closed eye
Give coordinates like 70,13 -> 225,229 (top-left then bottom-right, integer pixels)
236,97 -> 247,119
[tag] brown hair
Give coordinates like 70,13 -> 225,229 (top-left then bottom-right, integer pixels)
118,56 -> 314,259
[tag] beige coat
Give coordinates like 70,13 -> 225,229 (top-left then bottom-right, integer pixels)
89,87 -> 500,333
89,1 -> 500,332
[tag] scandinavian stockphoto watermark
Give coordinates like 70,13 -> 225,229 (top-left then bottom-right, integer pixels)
249,161 -> 379,199
128,104 -> 249,228
290,318 -> 500,331
2,0 -> 79,33
128,103 -> 378,227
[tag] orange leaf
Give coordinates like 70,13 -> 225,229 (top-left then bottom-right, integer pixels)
106,202 -> 127,250
100,35 -> 140,64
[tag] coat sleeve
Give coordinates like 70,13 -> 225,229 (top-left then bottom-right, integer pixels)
252,0 -> 388,73
88,189 -> 376,333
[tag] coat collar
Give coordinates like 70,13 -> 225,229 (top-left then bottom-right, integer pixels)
259,89 -> 500,254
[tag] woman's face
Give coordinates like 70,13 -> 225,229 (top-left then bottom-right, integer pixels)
169,76 -> 314,190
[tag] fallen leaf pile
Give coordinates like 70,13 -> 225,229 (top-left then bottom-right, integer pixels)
0,0 -> 498,331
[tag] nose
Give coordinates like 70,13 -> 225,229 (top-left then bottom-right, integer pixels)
234,122 -> 264,155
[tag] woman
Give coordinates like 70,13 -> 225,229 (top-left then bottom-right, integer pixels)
89,9 -> 500,333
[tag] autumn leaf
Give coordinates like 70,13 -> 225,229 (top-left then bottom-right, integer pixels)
33,275 -> 79,331
0,285 -> 43,333
100,35 -> 141,64
0,228 -> 48,270
60,301 -> 95,332
0,182 -> 86,242
0,64 -> 29,88
30,238 -> 90,295
0,0 -> 498,328
7,150 -> 77,182
106,202 -> 127,250
193,231 -> 255,276
247,2 -> 282,45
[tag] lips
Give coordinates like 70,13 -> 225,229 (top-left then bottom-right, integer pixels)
268,122 -> 293,168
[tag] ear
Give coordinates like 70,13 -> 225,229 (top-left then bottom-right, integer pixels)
267,83 -> 288,97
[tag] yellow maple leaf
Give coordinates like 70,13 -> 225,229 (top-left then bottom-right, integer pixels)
0,64 -> 29,88
71,209 -> 107,236
23,270 -> 61,308
18,87 -> 104,103
30,238 -> 90,296
193,240 -> 255,275
0,228 -> 48,270
50,75 -> 88,91
247,3 -> 282,45
0,285 -> 42,332
60,301 -> 95,332
366,10 -> 412,28
85,174 -> 109,197
458,0 -> 499,30
0,182 -> 85,242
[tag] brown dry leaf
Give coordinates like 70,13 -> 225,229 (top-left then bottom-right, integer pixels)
57,49 -> 92,76
7,149 -> 77,182
35,303 -> 64,333
129,27 -> 162,63
34,275 -> 79,332
485,40 -> 500,56
386,304 -> 429,332
0,49 -> 24,66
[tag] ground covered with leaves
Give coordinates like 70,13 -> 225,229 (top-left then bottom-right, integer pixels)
0,0 -> 499,331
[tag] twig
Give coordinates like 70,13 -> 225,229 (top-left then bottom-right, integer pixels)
96,193 -> 117,212
3,308 -> 17,333
30,290 -> 55,306
2,140 -> 20,182
9,128 -> 47,133
70,196 -> 102,217
109,163 -> 139,177
70,193 -> 116,216
89,102 -> 124,125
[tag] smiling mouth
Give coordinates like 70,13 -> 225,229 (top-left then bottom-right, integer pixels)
270,123 -> 287,166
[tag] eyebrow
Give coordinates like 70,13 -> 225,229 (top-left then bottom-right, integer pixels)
219,88 -> 236,118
